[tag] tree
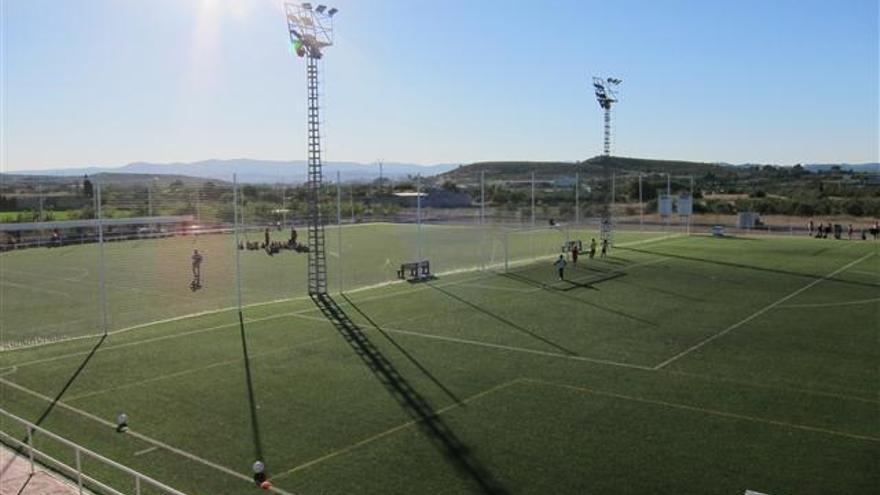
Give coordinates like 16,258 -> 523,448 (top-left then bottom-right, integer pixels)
82,175 -> 93,199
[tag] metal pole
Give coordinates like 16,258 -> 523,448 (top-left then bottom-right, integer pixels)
337,171 -> 343,293
416,175 -> 422,265
26,426 -> 35,474
504,229 -> 509,273
76,448 -> 84,494
194,188 -> 201,223
689,175 -> 694,235
575,171 -> 580,225
147,182 -> 153,218
96,182 -> 108,336
611,172 -> 616,217
639,174 -> 643,232
480,171 -> 485,225
233,175 -> 243,311
530,171 -> 536,259
666,173 -> 671,231
350,184 -> 355,224
281,187 -> 287,227
530,172 -> 535,227
38,183 -> 44,246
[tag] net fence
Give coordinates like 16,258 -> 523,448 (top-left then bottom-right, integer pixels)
2,168 -> 858,348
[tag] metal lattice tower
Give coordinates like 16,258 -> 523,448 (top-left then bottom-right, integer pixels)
603,106 -> 612,155
305,55 -> 327,294
285,3 -> 338,295
592,76 -> 622,156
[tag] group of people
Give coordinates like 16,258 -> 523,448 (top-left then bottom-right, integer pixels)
237,226 -> 306,255
555,237 -> 609,280
808,220 -> 879,241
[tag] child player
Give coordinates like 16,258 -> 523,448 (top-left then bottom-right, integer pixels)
554,254 -> 567,280
589,238 -> 597,259
600,238 -> 609,258
571,243 -> 579,265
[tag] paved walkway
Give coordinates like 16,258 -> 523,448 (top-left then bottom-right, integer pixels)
0,445 -> 81,495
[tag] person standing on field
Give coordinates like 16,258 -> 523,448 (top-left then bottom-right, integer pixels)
554,255 -> 567,280
589,238 -> 597,259
191,249 -> 203,289
571,244 -> 579,265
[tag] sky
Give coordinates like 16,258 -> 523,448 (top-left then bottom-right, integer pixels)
2,0 -> 878,171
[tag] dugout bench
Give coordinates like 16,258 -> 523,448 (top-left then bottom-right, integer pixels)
397,260 -> 432,281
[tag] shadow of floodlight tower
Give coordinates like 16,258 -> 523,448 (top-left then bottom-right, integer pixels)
285,2 -> 338,296
592,76 -> 622,156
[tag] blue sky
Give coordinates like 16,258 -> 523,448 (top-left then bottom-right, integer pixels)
2,0 -> 878,171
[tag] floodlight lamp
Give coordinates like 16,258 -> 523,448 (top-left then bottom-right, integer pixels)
328,7 -> 338,16
302,2 -> 312,9
315,4 -> 326,13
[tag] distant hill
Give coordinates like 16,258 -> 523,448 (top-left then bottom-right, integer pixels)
803,163 -> 879,173
1,172 -> 214,188
439,156 -> 735,183
8,159 -> 458,184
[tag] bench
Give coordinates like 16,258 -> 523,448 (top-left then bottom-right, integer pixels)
397,260 -> 431,281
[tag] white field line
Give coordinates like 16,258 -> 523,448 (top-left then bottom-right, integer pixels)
5,308 -> 322,370
521,378 -> 880,443
0,279 -> 73,298
2,266 -> 91,283
0,378 -> 297,495
2,233 -> 676,353
653,251 -> 876,370
662,370 -> 880,405
456,283 -> 532,293
777,297 -> 880,309
64,336 -> 330,402
286,312 -> 654,371
272,379 -> 522,480
133,446 -> 158,457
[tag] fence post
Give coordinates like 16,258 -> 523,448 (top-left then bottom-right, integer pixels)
504,230 -> 509,273
26,426 -> 35,474
135,475 -> 142,495
76,447 -> 84,494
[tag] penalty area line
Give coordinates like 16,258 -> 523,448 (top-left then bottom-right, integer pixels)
520,378 -> 880,443
286,312 -> 653,371
271,379 -> 522,480
653,251 -> 876,370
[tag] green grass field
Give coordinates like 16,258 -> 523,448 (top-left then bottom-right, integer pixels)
0,224 -> 877,494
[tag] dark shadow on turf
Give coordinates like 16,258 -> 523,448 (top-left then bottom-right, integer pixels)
236,311 -> 265,471
500,272 -> 657,326
614,278 -> 707,303
341,293 -> 462,405
618,246 -> 880,290
14,473 -> 33,495
1,334 -> 106,474
427,283 -> 578,356
311,293 -> 508,495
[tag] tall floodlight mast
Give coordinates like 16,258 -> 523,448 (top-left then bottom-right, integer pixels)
285,3 -> 338,295
592,76 -> 622,155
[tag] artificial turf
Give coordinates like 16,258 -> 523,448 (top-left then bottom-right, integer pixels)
0,226 -> 877,494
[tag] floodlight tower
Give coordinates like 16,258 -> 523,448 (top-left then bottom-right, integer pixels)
285,3 -> 338,295
592,77 -> 622,155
